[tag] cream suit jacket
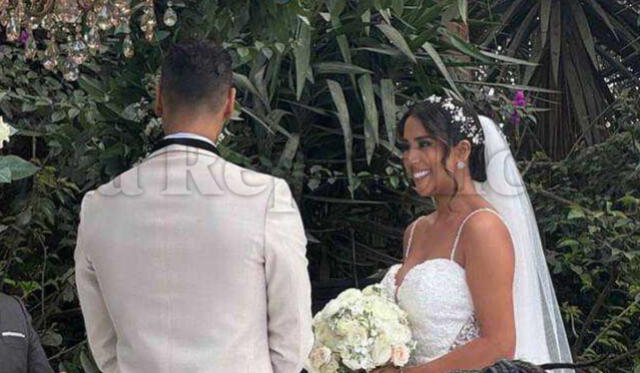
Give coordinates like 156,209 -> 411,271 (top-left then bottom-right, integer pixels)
74,142 -> 314,373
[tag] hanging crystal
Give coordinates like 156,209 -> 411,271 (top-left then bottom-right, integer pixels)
115,0 -> 132,17
84,27 -> 100,53
62,59 -> 79,81
84,10 -> 97,27
41,14 -> 59,30
6,15 -> 20,42
29,16 -> 39,30
96,4 -> 112,31
123,34 -> 134,58
140,5 -> 156,42
57,0 -> 81,24
110,5 -> 122,28
43,41 -> 60,71
14,0 -> 26,22
69,39 -> 88,64
0,9 -> 10,27
0,0 -> 9,16
163,2 -> 177,27
24,30 -> 37,59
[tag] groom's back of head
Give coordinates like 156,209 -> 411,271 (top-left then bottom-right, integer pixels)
160,41 -> 233,114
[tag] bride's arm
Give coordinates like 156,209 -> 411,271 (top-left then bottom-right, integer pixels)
406,213 -> 517,373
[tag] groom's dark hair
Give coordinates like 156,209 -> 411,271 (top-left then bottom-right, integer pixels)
160,40 -> 233,112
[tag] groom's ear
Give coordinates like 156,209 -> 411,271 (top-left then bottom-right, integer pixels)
221,87 -> 236,121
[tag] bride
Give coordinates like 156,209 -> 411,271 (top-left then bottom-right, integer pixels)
373,97 -> 573,373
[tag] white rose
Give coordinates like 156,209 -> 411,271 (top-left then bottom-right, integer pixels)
314,323 -> 337,349
362,284 -> 383,297
322,299 -> 341,319
391,345 -> 410,366
369,298 -> 397,321
308,346 -> 333,369
337,288 -> 362,304
341,357 -> 362,371
319,356 -> 340,373
335,319 -> 367,346
371,336 -> 392,366
0,116 -> 14,150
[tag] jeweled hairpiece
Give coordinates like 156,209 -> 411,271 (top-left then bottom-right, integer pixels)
424,95 -> 485,145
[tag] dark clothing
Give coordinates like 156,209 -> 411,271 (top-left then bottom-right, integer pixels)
0,293 -> 54,373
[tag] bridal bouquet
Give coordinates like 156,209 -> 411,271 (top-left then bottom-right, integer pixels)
306,284 -> 415,373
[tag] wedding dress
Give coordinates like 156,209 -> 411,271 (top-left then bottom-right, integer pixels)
380,208 -> 496,364
379,116 -> 573,369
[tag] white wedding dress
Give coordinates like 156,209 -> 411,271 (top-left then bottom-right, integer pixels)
378,116 -> 573,369
380,208 -> 499,364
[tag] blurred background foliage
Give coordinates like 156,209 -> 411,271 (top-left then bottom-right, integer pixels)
0,0 -> 639,371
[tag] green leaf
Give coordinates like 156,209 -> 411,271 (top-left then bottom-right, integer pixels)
375,23 -> 416,63
358,74 -> 379,165
294,21 -> 312,100
448,32 -> 492,63
313,62 -> 372,75
392,0 -> 404,16
568,206 -> 586,220
558,239 -> 580,248
237,104 -> 275,135
380,79 -> 397,147
233,73 -> 260,99
80,351 -> 100,373
480,51 -> 539,66
0,167 -> 11,183
550,0 -> 562,84
277,134 -> 300,170
354,46 -> 402,57
327,80 -> 355,197
0,156 -> 39,181
40,330 -> 63,347
568,1 -> 599,68
422,41 -> 461,96
585,0 -> 618,39
457,0 -> 467,25
540,0 -> 551,49
480,0 -> 529,48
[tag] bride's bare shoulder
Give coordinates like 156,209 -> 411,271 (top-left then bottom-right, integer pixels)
462,210 -> 514,262
402,213 -> 436,248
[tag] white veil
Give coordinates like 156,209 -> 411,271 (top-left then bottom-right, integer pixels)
473,116 -> 573,367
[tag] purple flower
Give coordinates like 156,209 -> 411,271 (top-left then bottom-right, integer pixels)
19,30 -> 29,46
512,90 -> 526,107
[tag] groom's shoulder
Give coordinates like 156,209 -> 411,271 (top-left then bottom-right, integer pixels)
220,160 -> 296,206
80,157 -> 290,206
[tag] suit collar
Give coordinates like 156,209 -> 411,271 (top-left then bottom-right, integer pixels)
147,137 -> 221,161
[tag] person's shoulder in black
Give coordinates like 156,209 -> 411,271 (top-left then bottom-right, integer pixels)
0,293 -> 54,373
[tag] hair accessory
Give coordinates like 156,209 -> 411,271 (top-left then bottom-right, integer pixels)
425,95 -> 485,145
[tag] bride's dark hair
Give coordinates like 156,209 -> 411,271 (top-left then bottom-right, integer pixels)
397,99 -> 487,187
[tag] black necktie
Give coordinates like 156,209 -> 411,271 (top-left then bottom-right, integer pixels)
151,137 -> 221,156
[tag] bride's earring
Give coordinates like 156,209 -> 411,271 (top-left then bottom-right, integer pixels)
457,161 -> 465,169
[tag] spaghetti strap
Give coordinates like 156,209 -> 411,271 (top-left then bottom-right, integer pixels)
450,208 -> 501,260
404,216 -> 426,259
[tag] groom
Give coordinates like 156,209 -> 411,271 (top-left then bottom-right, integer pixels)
74,41 -> 313,373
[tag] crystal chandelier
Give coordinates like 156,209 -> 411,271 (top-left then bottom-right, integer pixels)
0,0 -> 179,81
